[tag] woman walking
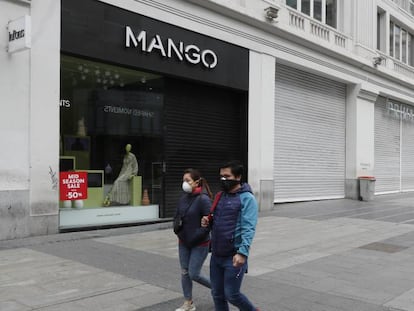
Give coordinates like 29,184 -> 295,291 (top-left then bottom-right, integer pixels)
174,168 -> 213,311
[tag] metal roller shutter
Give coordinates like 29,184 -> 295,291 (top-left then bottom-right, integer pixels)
374,97 -> 400,193
401,109 -> 414,191
274,64 -> 346,202
163,78 -> 248,217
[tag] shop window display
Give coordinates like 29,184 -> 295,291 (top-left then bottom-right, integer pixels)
60,55 -> 163,222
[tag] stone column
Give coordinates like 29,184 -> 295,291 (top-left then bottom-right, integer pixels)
28,0 -> 61,235
248,51 -> 275,211
345,85 -> 377,199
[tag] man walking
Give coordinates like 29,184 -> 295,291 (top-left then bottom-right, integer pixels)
202,160 -> 259,311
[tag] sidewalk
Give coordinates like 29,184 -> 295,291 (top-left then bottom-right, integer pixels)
1,192 -> 414,310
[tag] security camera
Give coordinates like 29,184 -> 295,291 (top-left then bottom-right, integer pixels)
373,56 -> 384,66
264,6 -> 279,21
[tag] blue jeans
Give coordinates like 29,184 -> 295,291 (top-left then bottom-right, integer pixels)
210,255 -> 256,311
178,243 -> 211,300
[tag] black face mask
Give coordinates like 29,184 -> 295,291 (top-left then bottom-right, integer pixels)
220,179 -> 240,192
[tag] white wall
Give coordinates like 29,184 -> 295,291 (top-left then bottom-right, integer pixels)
0,1 -> 31,239
355,91 -> 376,178
28,0 -> 60,233
346,85 -> 377,199
0,1 -> 30,191
248,51 -> 275,210
355,0 -> 376,48
0,0 -> 60,240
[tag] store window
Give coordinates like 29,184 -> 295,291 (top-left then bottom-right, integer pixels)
389,21 -> 414,66
286,0 -> 337,28
59,55 -> 164,227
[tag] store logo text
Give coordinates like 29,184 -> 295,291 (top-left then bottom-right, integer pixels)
386,101 -> 414,122
9,29 -> 25,42
125,26 -> 218,69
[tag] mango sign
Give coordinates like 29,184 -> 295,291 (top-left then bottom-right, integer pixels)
60,172 -> 88,201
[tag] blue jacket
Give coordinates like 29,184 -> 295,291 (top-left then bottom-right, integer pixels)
175,191 -> 212,248
211,183 -> 258,257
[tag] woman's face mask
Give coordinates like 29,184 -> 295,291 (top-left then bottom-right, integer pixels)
182,181 -> 193,193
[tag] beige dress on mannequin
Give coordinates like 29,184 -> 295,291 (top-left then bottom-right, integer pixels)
103,144 -> 138,205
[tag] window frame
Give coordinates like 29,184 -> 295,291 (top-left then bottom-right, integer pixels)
409,34 -> 414,66
389,20 -> 414,67
286,0 -> 336,28
390,21 -> 394,57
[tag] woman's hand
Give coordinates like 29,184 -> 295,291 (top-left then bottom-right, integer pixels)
201,216 -> 209,228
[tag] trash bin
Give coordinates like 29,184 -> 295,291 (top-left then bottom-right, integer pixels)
358,176 -> 376,201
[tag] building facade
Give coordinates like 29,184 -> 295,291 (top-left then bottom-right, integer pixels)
1,0 -> 414,239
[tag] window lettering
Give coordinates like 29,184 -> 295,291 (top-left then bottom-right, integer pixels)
386,101 -> 414,122
59,99 -> 71,108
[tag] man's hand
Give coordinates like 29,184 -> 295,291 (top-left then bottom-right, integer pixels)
201,216 -> 209,228
233,253 -> 246,267
129,175 -> 135,180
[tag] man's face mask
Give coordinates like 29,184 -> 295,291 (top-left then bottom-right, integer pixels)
220,177 -> 240,192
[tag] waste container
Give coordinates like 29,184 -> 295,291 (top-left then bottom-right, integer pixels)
358,176 -> 376,201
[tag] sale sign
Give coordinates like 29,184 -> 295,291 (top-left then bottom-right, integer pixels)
60,172 -> 88,201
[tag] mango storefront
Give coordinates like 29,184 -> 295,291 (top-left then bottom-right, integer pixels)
59,0 -> 249,230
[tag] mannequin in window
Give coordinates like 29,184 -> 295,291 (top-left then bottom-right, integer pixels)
103,144 -> 138,206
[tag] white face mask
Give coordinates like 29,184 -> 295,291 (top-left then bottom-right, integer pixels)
182,181 -> 193,193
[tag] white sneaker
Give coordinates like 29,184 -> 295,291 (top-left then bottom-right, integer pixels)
175,300 -> 196,311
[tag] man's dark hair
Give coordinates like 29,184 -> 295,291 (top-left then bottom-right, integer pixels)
220,160 -> 244,178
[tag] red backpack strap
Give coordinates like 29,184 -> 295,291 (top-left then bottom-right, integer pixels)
210,191 -> 223,214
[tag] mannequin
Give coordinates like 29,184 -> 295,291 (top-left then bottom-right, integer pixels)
77,117 -> 87,137
103,144 -> 138,206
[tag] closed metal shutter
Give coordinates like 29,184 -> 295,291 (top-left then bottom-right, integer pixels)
374,97 -> 400,193
402,109 -> 414,191
163,78 -> 248,217
274,64 -> 346,202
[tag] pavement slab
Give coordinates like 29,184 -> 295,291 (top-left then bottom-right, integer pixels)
0,248 -> 180,310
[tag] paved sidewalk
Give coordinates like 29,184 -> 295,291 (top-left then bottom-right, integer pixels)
1,192 -> 414,310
